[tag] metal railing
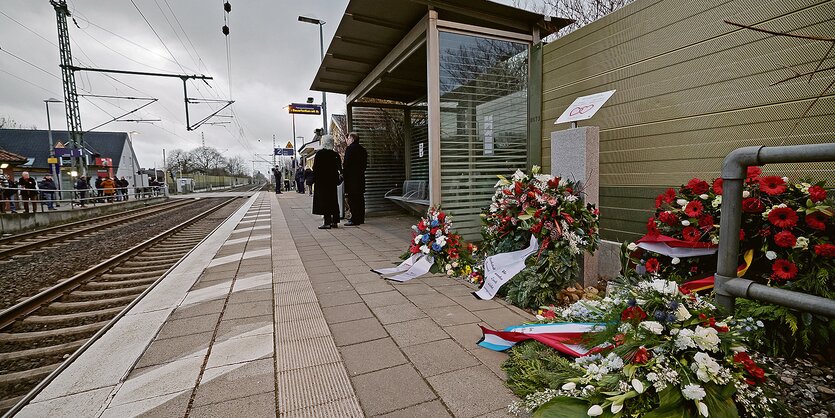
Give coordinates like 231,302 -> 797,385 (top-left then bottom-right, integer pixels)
0,185 -> 167,212
715,143 -> 835,318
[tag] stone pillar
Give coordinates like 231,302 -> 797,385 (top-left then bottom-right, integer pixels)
551,126 -> 600,287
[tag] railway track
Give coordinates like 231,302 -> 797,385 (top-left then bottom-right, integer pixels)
0,183 -> 262,261
0,194 -> 249,414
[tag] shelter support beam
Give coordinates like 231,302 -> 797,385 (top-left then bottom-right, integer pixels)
426,9 -> 441,206
715,143 -> 835,317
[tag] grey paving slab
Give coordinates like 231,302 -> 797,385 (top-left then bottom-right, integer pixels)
453,294 -> 503,312
215,314 -> 273,340
361,290 -> 410,308
227,288 -> 274,304
20,387 -> 113,417
169,299 -> 226,320
276,335 -> 342,372
403,339 -> 481,378
338,337 -> 407,376
206,328 -> 273,368
311,279 -> 355,294
329,317 -> 388,347
154,313 -> 220,340
351,364 -> 437,416
193,358 -> 275,407
407,292 -> 457,310
190,391 -> 277,417
371,303 -> 427,325
134,331 -> 213,369
100,389 -> 191,418
322,302 -> 374,324
376,400 -> 453,418
109,355 -> 204,406
475,307 -> 530,330
317,289 -> 364,308
393,282 -> 438,296
354,280 -> 396,295
425,305 -> 482,327
344,271 -> 381,284
385,318 -> 450,348
426,366 -> 517,418
223,299 -> 273,320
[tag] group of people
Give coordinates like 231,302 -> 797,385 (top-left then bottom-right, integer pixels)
0,171 -> 59,213
312,131 -> 367,229
272,165 -> 314,195
73,175 -> 131,206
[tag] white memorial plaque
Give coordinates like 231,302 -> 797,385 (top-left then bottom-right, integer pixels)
554,90 -> 616,125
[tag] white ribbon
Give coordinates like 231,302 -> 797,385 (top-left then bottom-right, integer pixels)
637,242 -> 717,258
371,253 -> 420,275
386,255 -> 435,282
474,235 -> 539,300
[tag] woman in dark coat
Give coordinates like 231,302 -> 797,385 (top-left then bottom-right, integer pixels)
304,167 -> 314,195
312,135 -> 342,229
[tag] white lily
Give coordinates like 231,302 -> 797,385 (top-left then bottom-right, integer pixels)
561,382 -> 576,391
632,379 -> 645,394
587,405 -> 603,416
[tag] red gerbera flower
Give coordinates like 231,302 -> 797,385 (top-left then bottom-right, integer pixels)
808,185 -> 827,202
646,217 -> 660,236
772,259 -> 798,280
773,230 -> 797,248
759,176 -> 787,196
712,178 -> 723,195
742,198 -> 765,213
805,211 -> 829,231
645,258 -> 660,273
746,166 -> 762,182
682,226 -> 701,242
659,211 -> 678,226
621,306 -> 647,321
686,178 -> 710,195
814,243 -> 835,258
632,346 -> 651,364
767,207 -> 798,228
684,200 -> 704,218
698,214 -> 715,230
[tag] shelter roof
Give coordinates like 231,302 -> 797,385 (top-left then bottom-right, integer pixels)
0,129 -> 130,169
310,0 -> 571,103
0,147 -> 26,164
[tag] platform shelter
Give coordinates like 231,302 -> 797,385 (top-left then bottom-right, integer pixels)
311,0 -> 571,238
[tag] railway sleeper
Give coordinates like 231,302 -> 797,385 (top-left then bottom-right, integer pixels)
0,362 -> 60,386
0,339 -> 84,363
23,306 -> 123,324
72,284 -> 148,298
0,320 -> 108,342
98,270 -> 167,280
120,259 -> 182,268
125,253 -> 186,262
0,395 -> 24,413
83,277 -> 156,289
49,294 -> 137,311
108,264 -> 175,273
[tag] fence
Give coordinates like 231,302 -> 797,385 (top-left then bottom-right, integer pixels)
0,185 -> 166,213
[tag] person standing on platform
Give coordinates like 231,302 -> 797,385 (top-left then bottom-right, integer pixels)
295,166 -> 305,193
18,172 -> 38,213
0,172 -> 14,213
75,176 -> 88,207
304,167 -> 314,195
312,135 -> 342,229
272,166 -> 282,194
343,132 -> 368,226
119,177 -> 130,200
101,176 -> 116,202
38,175 -> 58,211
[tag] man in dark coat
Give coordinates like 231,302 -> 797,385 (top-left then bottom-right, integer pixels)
18,172 -> 38,213
312,135 -> 342,229
75,176 -> 89,207
304,167 -> 314,195
295,166 -> 305,193
38,175 -> 58,210
271,167 -> 282,194
343,132 -> 368,226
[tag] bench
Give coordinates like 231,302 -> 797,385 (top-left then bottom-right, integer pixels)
385,180 -> 430,215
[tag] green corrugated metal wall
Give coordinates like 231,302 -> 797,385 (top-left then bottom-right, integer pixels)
540,0 -> 835,243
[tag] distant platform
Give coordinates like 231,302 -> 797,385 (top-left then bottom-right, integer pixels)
169,191 -> 257,199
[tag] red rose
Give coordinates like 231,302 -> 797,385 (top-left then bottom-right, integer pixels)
562,212 -> 575,224
773,230 -> 797,248
805,211 -> 829,231
686,178 -> 710,195
659,211 -> 678,226
646,217 -> 660,236
712,178 -> 723,195
632,346 -> 651,364
542,308 -> 556,319
531,222 -> 543,234
645,258 -> 660,273
759,227 -> 772,237
767,207 -> 799,228
548,177 -> 561,189
684,200 -> 704,218
698,214 -> 715,230
740,229 -> 745,241
746,166 -> 762,182
814,243 -> 835,258
438,212 -> 446,221
655,188 -> 676,208
733,352 -> 754,367
613,333 -> 625,346
514,182 -> 522,194
682,226 -> 701,242
410,245 -> 420,254
742,198 -> 765,213
431,227 -> 439,235
621,306 -> 647,321
808,185 -> 827,202
759,176 -> 787,196
772,259 -> 798,280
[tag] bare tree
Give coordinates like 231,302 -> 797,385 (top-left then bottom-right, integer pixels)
189,146 -> 226,174
225,156 -> 247,177
515,0 -> 634,38
0,115 -> 37,130
165,149 -> 195,175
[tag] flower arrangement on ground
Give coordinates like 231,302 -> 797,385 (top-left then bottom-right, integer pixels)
480,166 -> 600,308
503,278 -> 783,418
405,206 -> 474,277
625,170 -> 834,356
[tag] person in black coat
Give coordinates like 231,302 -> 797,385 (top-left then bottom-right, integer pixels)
304,167 -> 314,195
75,176 -> 89,207
295,166 -> 305,193
343,132 -> 368,226
271,167 -> 282,194
312,135 -> 342,229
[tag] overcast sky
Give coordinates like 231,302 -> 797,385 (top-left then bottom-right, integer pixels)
0,0 -> 521,173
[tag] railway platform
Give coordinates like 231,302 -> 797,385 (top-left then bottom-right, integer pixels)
17,191 -> 532,417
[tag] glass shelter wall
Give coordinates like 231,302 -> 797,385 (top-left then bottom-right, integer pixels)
438,31 -> 529,238
350,106 -> 407,213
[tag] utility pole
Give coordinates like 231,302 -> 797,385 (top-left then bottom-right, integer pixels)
272,134 -> 276,168
51,0 -> 85,177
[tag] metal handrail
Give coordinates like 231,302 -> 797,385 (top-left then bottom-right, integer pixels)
715,143 -> 835,317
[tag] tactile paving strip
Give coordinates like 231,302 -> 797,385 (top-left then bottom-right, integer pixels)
276,363 -> 361,415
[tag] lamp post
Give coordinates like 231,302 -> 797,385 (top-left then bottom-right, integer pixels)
44,98 -> 62,192
298,15 -> 328,135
